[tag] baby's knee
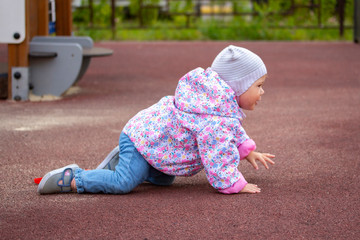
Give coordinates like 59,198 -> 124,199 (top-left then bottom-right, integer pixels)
148,175 -> 176,186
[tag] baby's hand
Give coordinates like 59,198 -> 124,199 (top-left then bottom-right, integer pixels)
246,151 -> 275,170
240,183 -> 261,194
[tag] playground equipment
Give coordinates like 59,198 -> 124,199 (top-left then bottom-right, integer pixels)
0,0 -> 112,101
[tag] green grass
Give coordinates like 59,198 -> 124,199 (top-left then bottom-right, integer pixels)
74,23 -> 354,42
72,0 -> 354,42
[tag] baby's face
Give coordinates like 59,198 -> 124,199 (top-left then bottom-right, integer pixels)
237,75 -> 267,110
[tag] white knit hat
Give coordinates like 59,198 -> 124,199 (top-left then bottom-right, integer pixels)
211,45 -> 267,96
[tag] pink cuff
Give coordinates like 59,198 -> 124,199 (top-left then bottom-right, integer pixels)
218,175 -> 248,194
238,139 -> 256,160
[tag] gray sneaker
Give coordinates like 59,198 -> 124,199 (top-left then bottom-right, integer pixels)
96,146 -> 119,170
37,164 -> 78,194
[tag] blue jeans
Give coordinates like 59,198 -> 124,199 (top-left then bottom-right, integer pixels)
75,133 -> 175,194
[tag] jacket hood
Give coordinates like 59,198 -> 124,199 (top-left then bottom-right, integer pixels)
174,67 -> 245,120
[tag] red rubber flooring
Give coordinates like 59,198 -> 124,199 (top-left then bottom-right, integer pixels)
0,41 -> 359,239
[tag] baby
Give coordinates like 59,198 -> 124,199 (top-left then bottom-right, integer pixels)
37,45 -> 275,195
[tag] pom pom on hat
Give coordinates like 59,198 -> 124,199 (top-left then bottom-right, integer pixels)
211,45 -> 267,96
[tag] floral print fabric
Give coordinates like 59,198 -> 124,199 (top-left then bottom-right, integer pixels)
123,67 -> 251,190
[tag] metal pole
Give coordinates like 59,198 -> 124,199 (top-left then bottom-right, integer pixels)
89,0 -> 93,27
111,0 -> 116,39
318,0 -> 322,27
355,0 -> 360,43
338,0 -> 345,37
139,0 -> 143,27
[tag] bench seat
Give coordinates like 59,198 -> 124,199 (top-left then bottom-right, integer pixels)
28,36 -> 113,96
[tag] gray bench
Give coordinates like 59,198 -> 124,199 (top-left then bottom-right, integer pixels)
29,36 -> 113,96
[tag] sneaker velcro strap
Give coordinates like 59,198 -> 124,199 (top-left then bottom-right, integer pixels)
57,168 -> 74,192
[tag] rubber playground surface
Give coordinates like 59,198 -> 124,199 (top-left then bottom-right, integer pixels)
0,41 -> 359,239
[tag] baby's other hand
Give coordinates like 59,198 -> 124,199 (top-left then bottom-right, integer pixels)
246,151 -> 275,170
240,183 -> 261,194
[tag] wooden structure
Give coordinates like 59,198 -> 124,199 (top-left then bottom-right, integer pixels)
1,0 -> 112,100
6,0 -> 73,100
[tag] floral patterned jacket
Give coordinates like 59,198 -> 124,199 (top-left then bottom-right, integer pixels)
123,67 -> 255,193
